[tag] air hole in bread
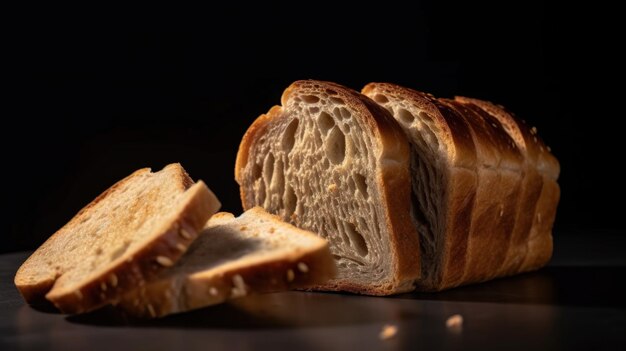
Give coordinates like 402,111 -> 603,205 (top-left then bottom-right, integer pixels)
422,127 -> 439,148
326,89 -> 338,95
282,118 -> 299,153
373,94 -> 389,104
354,173 -> 368,199
417,111 -> 434,124
345,222 -> 368,257
339,107 -> 352,119
309,107 -> 320,114
284,184 -> 297,217
317,112 -> 335,135
330,97 -> 345,105
325,126 -> 346,165
263,153 -> 275,184
301,95 -> 320,104
398,108 -> 415,124
271,159 -> 285,200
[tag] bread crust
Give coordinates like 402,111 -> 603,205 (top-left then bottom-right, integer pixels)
441,100 -> 524,286
454,97 -> 560,275
236,80 -> 420,295
15,164 -> 220,313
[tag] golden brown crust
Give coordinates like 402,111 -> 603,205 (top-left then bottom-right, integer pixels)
440,100 -> 524,286
454,97 -> 560,276
236,80 -> 421,295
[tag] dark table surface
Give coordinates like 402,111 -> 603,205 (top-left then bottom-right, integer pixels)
1,233 -> 625,350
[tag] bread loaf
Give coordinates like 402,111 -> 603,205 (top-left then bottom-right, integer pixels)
237,80 -> 560,294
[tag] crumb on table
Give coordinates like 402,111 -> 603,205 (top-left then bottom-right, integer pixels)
446,314 -> 463,329
379,324 -> 398,340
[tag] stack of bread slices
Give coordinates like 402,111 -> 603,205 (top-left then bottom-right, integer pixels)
15,164 -> 336,317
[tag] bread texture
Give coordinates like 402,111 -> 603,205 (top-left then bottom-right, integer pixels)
117,207 -> 336,318
363,83 -> 559,290
14,164 -> 221,313
235,80 -> 420,295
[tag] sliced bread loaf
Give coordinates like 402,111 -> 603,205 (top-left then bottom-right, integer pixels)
235,80 -> 421,295
14,163 -> 220,313
117,207 -> 336,318
362,83 -> 559,290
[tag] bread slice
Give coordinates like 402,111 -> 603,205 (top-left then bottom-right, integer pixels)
362,83 -> 555,290
117,207 -> 336,318
454,97 -> 560,273
14,163 -> 220,313
235,80 -> 421,295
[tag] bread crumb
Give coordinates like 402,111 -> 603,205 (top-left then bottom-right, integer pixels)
297,262 -> 309,273
175,243 -> 187,252
286,269 -> 295,282
100,282 -> 107,291
530,126 -> 538,135
446,314 -> 463,329
379,324 -> 397,340
156,256 -> 174,267
179,228 -> 192,239
209,287 -> 219,296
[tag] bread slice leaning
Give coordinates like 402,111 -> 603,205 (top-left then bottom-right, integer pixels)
236,80 -> 420,295
117,207 -> 336,318
362,83 -> 556,290
14,163 -> 221,313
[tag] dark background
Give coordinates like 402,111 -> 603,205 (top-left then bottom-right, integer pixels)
3,2 -> 621,253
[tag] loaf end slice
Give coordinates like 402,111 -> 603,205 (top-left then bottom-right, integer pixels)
117,207 -> 336,318
15,163 -> 220,313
